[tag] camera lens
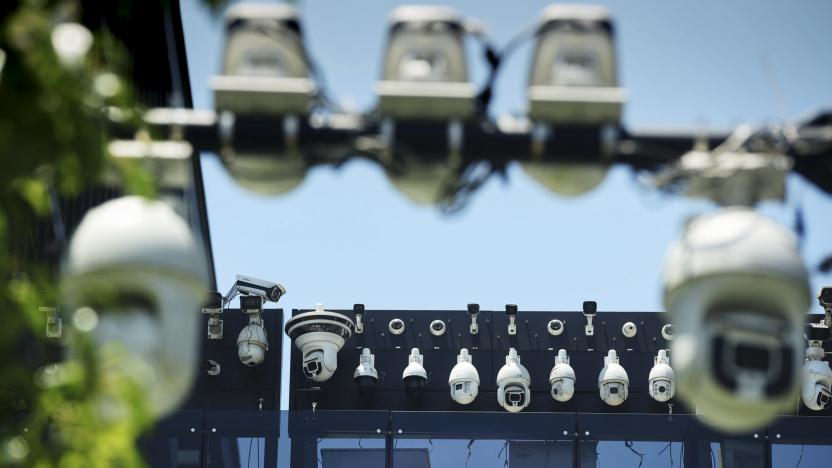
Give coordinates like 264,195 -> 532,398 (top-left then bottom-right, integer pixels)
392,321 -> 402,330
432,322 -> 443,331
609,386 -> 619,395
658,385 -> 666,393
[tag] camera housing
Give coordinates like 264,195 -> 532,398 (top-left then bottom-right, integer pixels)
430,319 -> 446,336
468,303 -> 480,335
661,324 -> 675,341
622,322 -> 637,338
583,300 -> 597,336
353,348 -> 379,396
389,318 -> 406,335
448,348 -> 479,404
60,196 -> 209,418
648,350 -> 676,403
598,350 -> 629,406
549,349 -> 576,402
237,295 -> 269,367
402,348 -> 428,397
285,303 -> 355,382
802,323 -> 832,411
663,207 -> 810,432
496,348 -> 531,412
547,319 -> 565,336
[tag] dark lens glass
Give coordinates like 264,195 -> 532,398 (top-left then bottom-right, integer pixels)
658,385 -> 666,393
609,386 -> 619,394
392,321 -> 402,330
433,322 -> 443,331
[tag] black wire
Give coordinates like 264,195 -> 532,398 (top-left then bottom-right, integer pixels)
464,439 -> 475,468
795,444 -> 804,468
247,437 -> 254,468
710,444 -> 716,468
624,441 -> 645,467
658,442 -> 674,467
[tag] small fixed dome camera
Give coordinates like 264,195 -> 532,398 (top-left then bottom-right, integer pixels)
389,318 -> 405,335
547,319 -> 565,336
622,322 -> 637,338
648,350 -> 675,403
496,348 -> 531,412
549,349 -> 576,402
448,349 -> 479,404
598,350 -> 629,406
661,324 -> 675,341
285,303 -> 354,382
582,300 -> 597,336
402,348 -> 427,397
353,348 -> 379,396
430,319 -> 446,336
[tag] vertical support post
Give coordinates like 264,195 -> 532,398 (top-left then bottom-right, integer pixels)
385,430 -> 394,468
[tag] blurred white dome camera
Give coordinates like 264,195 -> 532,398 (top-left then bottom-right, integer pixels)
402,348 -> 428,397
598,350 -> 629,406
801,322 -> 832,411
237,295 -> 269,367
448,348 -> 479,404
497,348 -> 531,412
354,348 -> 379,396
60,196 -> 209,418
285,303 -> 354,382
648,349 -> 676,403
661,323 -> 675,341
663,207 -> 810,432
549,349 -> 576,402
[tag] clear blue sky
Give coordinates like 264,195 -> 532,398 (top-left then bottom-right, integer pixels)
181,1 -> 832,465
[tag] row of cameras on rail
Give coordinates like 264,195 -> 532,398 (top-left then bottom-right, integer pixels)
55,195 -> 827,433
204,3 -> 627,201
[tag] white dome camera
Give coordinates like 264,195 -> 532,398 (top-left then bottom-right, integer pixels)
237,295 -> 269,367
547,319 -> 565,336
549,349 -> 576,402
496,348 -> 531,412
661,324 -> 675,341
663,207 -> 810,432
448,348 -> 479,404
648,349 -> 676,403
801,323 -> 832,411
598,350 -> 629,406
285,303 -> 354,382
389,318 -> 405,335
60,196 -> 209,418
622,322 -> 637,338
354,348 -> 379,396
402,348 -> 428,396
430,319 -> 446,336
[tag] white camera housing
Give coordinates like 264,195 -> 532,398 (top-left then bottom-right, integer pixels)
801,344 -> 832,411
497,348 -> 531,412
663,207 -> 810,432
60,196 -> 209,418
228,274 -> 286,304
661,324 -> 675,341
547,319 -> 565,336
598,350 -> 629,406
549,349 -> 576,402
237,321 -> 268,367
430,319 -> 446,336
389,318 -> 405,335
285,303 -> 354,382
402,348 -> 428,396
354,348 -> 379,395
648,350 -> 676,403
448,348 -> 479,405
622,322 -> 637,338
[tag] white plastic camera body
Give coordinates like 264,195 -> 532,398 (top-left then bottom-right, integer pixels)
548,319 -> 565,336
497,348 -> 531,412
403,348 -> 428,396
598,350 -> 629,406
663,207 -> 810,432
801,343 -> 832,411
285,303 -> 354,382
60,196 -> 209,418
354,348 -> 379,395
648,349 -> 676,403
237,296 -> 268,367
430,319 -> 446,336
549,349 -> 576,402
622,321 -> 637,338
448,348 -> 479,404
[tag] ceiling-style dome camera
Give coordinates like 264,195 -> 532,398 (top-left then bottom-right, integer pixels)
661,323 -> 675,341
402,348 -> 427,397
598,350 -> 629,406
353,348 -> 379,396
663,207 -> 810,432
622,322 -> 637,338
547,319 -> 565,336
430,319 -> 446,336
285,303 -> 354,382
549,349 -> 576,402
60,196 -> 209,418
389,318 -> 405,335
648,350 -> 675,403
448,349 -> 479,405
497,348 -> 531,412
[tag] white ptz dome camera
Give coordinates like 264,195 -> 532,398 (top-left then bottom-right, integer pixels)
648,350 -> 676,403
598,350 -> 629,406
549,349 -> 576,402
497,348 -> 531,412
622,322 -> 637,338
354,348 -> 379,395
663,207 -> 810,432
237,321 -> 268,367
285,303 -> 354,382
801,334 -> 832,411
448,348 -> 479,405
60,196 -> 209,418
402,348 -> 428,396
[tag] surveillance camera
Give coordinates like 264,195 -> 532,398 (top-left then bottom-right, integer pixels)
402,348 -> 427,397
622,322 -> 637,338
228,274 -> 286,304
430,319 -> 446,336
389,318 -> 405,335
467,303 -> 480,335
663,207 -> 810,432
661,324 -> 675,341
648,350 -> 676,403
60,196 -> 209,418
497,348 -> 531,412
353,348 -> 379,396
549,349 -> 575,402
801,333 -> 832,411
285,303 -> 354,382
506,304 -> 519,335
448,348 -> 479,405
238,321 -> 268,367
583,300 -> 597,336
598,350 -> 629,406
547,319 -> 565,336
819,287 -> 832,311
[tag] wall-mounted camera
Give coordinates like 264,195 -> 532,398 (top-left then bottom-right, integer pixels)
448,348 -> 479,404
549,349 -> 575,402
389,318 -> 406,335
402,348 -> 427,397
285,303 -> 354,382
547,319 -> 565,336
598,350 -> 629,406
354,348 -> 379,396
497,348 -> 531,412
648,350 -> 675,403
430,319 -> 446,336
237,295 -> 269,367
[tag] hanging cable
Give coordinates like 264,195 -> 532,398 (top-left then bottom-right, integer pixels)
794,444 -> 804,468
624,441 -> 645,467
464,440 -> 475,468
